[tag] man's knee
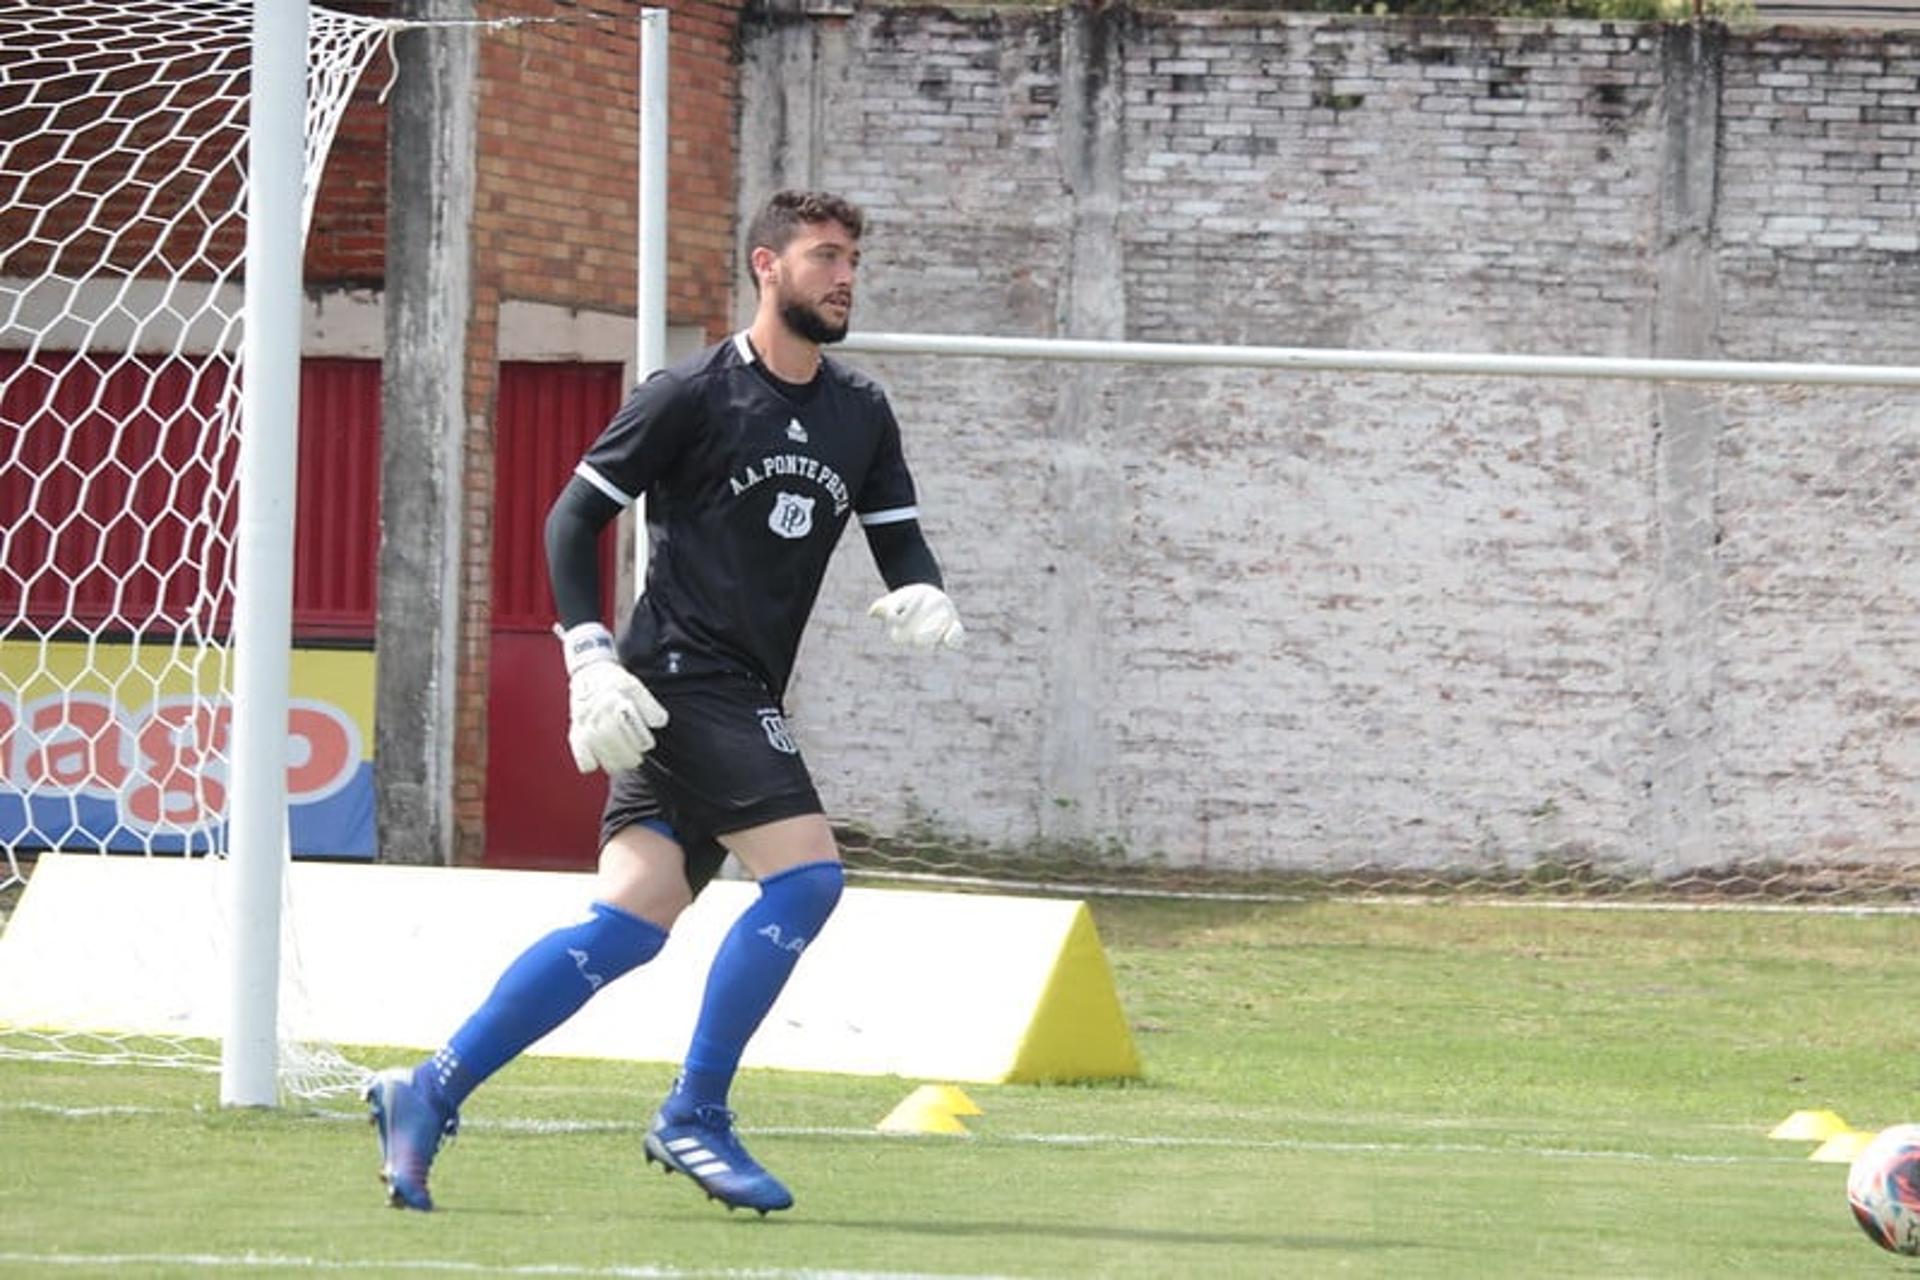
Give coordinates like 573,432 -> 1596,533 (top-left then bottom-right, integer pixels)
597,822 -> 695,928
577,901 -> 669,978
721,812 -> 840,880
760,860 -> 844,929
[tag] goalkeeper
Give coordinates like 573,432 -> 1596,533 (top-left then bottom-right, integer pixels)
366,189 -> 964,1215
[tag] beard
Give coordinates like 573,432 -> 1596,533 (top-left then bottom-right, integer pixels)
779,295 -> 849,345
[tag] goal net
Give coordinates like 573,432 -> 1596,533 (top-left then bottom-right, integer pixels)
0,1 -> 391,1095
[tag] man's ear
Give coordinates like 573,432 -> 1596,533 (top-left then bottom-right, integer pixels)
749,245 -> 777,290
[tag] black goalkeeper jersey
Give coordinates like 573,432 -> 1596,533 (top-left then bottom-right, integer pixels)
574,332 -> 920,698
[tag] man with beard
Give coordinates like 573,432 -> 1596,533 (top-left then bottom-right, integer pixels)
365,190 -> 964,1216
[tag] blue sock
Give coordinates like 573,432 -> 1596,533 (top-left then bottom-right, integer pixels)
418,901 -> 667,1109
664,860 -> 844,1120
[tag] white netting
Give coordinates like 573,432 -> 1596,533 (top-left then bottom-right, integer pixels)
0,1 -> 392,1095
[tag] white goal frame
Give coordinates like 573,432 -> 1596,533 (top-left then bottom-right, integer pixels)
220,0 -> 308,1109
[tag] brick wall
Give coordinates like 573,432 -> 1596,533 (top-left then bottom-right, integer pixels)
744,10 -> 1920,879
311,1 -> 742,329
305,2 -> 746,859
306,40 -> 392,287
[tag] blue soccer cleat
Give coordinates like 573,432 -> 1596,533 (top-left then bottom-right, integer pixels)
365,1067 -> 459,1211
643,1104 -> 794,1215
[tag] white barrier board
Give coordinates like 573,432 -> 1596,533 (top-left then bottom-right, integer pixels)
0,854 -> 1139,1083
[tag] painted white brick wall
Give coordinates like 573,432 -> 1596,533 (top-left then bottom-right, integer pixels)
745,10 -> 1920,879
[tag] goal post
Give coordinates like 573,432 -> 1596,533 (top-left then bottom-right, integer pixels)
222,0 -> 308,1110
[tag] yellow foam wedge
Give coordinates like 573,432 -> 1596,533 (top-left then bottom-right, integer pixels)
1003,901 -> 1141,1083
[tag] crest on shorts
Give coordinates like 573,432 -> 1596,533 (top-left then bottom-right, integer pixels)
768,491 -> 814,539
759,709 -> 798,754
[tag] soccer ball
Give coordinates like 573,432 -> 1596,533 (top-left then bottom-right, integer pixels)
1847,1123 -> 1920,1255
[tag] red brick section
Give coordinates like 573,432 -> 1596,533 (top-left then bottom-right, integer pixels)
456,2 -> 746,860
306,1 -> 747,861
305,37 -> 391,288
310,1 -> 741,327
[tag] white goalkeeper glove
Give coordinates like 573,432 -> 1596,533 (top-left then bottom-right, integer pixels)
867,583 -> 965,652
555,622 -> 668,774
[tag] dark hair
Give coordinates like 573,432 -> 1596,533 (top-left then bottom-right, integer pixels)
744,189 -> 865,281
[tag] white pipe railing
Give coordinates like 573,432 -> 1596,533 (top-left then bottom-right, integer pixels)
839,331 -> 1920,389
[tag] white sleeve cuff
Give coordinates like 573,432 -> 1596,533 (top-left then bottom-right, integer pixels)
574,462 -> 635,507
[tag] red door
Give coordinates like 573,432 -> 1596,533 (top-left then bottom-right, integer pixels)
483,361 -> 624,869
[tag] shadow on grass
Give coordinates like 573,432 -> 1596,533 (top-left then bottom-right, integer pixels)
798,1216 -> 1423,1253
423,1205 -> 1408,1255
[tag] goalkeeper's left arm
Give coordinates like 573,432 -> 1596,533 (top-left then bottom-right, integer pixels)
862,519 -> 964,651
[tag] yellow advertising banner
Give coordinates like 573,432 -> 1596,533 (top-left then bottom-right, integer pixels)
0,641 -> 375,857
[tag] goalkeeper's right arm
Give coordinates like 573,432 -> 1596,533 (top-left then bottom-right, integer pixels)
544,475 -> 622,631
544,477 -> 668,774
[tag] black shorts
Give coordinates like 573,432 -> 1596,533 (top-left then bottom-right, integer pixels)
598,666 -> 822,895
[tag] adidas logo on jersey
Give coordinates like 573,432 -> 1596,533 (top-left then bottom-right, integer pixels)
786,418 -> 808,442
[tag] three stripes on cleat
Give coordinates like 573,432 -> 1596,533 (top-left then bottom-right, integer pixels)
645,1137 -> 774,1215
659,1134 -> 732,1181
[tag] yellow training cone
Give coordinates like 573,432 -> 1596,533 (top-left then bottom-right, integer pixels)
877,1084 -> 980,1135
1810,1130 -> 1879,1164
926,1084 -> 982,1116
1768,1109 -> 1851,1141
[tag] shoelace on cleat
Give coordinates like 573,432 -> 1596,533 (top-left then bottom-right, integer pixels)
688,1103 -> 737,1130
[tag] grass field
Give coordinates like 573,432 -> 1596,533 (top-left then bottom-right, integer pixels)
4,895 -> 1918,1278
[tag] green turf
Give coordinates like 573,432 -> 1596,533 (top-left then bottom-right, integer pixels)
3,898 -> 1917,1277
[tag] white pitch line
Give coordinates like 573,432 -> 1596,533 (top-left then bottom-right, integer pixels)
0,1255 -> 1006,1280
751,1125 -> 1807,1166
0,1100 -> 1809,1167
2,1101 -> 173,1119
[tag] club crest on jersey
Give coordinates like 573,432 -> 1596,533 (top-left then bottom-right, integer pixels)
768,491 -> 814,539
759,709 -> 798,754
786,417 -> 809,442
